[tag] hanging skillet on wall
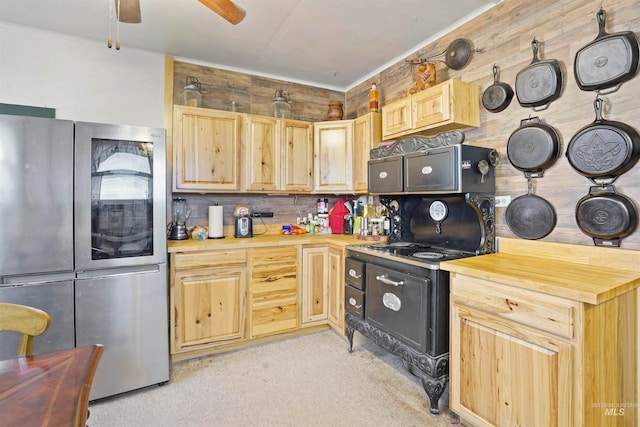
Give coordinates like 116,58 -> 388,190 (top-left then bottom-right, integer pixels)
515,38 -> 564,111
575,185 -> 638,247
505,178 -> 557,240
566,97 -> 640,184
482,64 -> 514,113
574,8 -> 640,94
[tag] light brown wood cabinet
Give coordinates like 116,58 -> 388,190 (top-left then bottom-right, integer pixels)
170,249 -> 248,354
381,79 -> 480,141
353,112 -> 381,193
313,120 -> 354,193
443,238 -> 639,427
173,105 -> 242,192
249,246 -> 299,338
243,115 -> 313,193
300,245 -> 345,334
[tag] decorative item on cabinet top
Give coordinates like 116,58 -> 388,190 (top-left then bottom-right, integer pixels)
370,131 -> 466,159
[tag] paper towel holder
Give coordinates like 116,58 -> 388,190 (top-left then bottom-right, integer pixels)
208,204 -> 225,239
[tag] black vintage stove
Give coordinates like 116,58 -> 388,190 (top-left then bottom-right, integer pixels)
344,193 -> 495,415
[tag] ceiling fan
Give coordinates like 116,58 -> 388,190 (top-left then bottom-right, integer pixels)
114,0 -> 246,25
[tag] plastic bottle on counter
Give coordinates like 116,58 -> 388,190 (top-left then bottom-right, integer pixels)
369,82 -> 379,113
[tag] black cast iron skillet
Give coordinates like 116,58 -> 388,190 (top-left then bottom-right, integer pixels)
515,38 -> 564,111
576,185 -> 638,247
507,117 -> 561,178
574,8 -> 640,94
566,97 -> 640,184
482,64 -> 514,113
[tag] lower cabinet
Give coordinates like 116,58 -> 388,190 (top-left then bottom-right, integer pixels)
170,249 -> 248,354
450,273 -> 637,427
249,246 -> 299,338
301,245 -> 344,333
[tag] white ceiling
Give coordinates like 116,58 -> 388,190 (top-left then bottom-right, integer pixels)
0,0 -> 502,90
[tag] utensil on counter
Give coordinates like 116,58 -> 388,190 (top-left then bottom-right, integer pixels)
515,38 -> 564,111
574,8 -> 640,94
482,64 -> 513,113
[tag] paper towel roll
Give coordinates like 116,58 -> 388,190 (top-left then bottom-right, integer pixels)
208,205 -> 224,238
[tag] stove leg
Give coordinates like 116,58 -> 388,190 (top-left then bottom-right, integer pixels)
421,376 -> 448,415
346,324 -> 355,353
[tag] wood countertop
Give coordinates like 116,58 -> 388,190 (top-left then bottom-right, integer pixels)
168,231 -> 375,253
441,237 -> 640,305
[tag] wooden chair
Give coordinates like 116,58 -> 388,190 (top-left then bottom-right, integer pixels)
0,302 -> 51,357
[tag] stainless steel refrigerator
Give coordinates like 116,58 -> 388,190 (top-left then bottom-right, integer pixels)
0,114 -> 169,400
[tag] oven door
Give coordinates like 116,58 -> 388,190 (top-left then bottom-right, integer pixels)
366,264 -> 430,353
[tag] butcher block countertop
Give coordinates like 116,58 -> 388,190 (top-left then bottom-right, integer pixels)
168,227 -> 374,253
441,237 -> 640,305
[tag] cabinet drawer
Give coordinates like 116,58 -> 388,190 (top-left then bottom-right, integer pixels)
251,246 -> 297,268
344,258 -> 365,290
174,250 -> 247,270
451,274 -> 576,339
345,285 -> 364,319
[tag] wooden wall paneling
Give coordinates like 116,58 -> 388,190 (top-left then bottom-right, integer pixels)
345,0 -> 640,249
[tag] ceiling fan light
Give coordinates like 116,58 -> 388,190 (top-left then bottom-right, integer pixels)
198,0 -> 246,25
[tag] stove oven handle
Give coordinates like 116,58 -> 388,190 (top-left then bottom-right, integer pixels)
376,274 -> 404,287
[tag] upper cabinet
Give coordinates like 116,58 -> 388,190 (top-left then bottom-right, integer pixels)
353,112 -> 381,193
243,115 -> 313,193
313,120 -> 354,193
173,105 -> 242,192
381,79 -> 480,141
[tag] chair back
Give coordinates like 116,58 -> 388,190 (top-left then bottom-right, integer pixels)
0,302 -> 51,357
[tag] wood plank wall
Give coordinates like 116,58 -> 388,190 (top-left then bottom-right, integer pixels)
347,0 -> 640,249
171,0 -> 640,249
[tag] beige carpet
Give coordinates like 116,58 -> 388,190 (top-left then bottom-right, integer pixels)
89,330 -> 460,426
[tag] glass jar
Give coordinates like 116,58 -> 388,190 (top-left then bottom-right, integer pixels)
269,90 -> 291,118
183,77 -> 202,107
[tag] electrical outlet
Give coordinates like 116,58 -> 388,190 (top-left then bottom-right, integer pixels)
495,196 -> 511,207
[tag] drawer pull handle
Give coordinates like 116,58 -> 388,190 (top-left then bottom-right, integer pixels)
376,274 -> 404,287
348,297 -> 362,309
348,269 -> 361,279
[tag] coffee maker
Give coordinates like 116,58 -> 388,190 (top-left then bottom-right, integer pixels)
168,198 -> 191,240
233,205 -> 252,238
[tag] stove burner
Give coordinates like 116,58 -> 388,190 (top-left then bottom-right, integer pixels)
412,251 -> 445,259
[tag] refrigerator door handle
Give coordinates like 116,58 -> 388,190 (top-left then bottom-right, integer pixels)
2,271 -> 76,286
76,264 -> 160,279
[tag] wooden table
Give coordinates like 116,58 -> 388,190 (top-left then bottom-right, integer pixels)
0,344 -> 104,427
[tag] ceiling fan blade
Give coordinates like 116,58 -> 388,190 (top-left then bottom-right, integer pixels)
198,0 -> 246,25
115,0 -> 141,24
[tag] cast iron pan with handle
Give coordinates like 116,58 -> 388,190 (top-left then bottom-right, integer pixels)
505,178 -> 557,240
507,117 -> 561,178
482,64 -> 514,113
515,38 -> 564,111
566,97 -> 640,184
574,8 -> 640,94
576,185 -> 638,247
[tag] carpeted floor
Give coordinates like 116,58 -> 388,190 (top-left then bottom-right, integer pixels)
89,330 -> 460,426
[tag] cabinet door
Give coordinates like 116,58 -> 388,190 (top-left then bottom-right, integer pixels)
326,246 -> 345,333
450,303 -> 573,427
381,97 -> 412,139
281,119 -> 313,192
353,112 -> 381,193
173,105 -> 241,192
244,114 -> 279,192
412,81 -> 451,129
301,247 -> 329,323
250,247 -> 298,337
313,121 -> 354,193
176,267 -> 246,350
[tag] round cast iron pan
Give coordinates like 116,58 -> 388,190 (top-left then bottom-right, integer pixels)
482,64 -> 514,113
515,39 -> 564,111
576,185 -> 638,247
505,194 -> 557,240
574,8 -> 640,94
566,98 -> 640,183
507,117 -> 560,177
